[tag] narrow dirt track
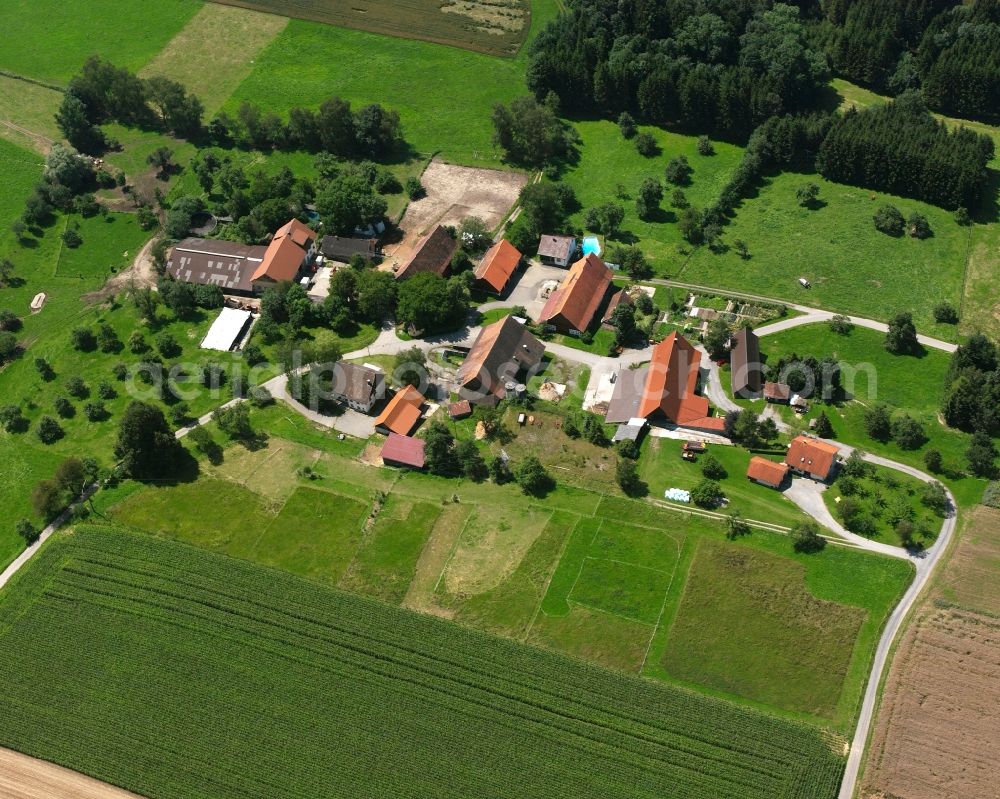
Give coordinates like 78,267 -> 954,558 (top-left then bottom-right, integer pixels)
0,748 -> 145,799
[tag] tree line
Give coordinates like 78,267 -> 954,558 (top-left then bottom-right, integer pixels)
815,92 -> 993,209
56,55 -> 405,162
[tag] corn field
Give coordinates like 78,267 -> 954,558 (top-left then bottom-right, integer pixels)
0,528 -> 846,798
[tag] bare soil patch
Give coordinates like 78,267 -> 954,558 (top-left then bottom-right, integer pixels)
863,505 -> 1000,799
210,0 -> 529,56
386,158 -> 528,269
0,748 -> 145,799
863,608 -> 1000,799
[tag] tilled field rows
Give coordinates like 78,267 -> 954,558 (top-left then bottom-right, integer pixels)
0,528 -> 846,799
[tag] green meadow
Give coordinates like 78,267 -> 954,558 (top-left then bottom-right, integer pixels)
0,0 -> 201,85
681,171 -> 971,336
225,0 -> 562,166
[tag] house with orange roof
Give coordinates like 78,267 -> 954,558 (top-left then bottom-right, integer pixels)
537,253 -> 613,334
784,435 -> 840,481
250,219 -> 318,292
474,240 -> 521,295
746,456 -> 790,489
605,332 -> 726,434
374,385 -> 425,436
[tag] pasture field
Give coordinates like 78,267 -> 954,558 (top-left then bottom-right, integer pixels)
0,528 -> 848,799
661,541 -> 866,718
758,323 -> 988,510
100,406 -> 914,730
225,0 -> 562,166
212,0 -> 531,57
139,4 -> 289,115
681,170 -> 971,336
862,505 -> 1000,799
0,0 -> 201,85
54,213 -> 150,281
0,75 -> 62,153
562,121 -> 744,274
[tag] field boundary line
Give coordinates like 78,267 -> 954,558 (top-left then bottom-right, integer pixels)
0,69 -> 65,92
640,530 -> 686,671
522,514 -> 583,639
431,509 -> 474,595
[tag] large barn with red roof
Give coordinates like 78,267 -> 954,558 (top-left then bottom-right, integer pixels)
604,332 -> 726,434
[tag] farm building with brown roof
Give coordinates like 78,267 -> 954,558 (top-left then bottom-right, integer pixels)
746,456 -> 790,489
374,386 -> 424,436
601,288 -> 633,328
764,381 -> 791,403
536,234 -> 576,267
166,239 -> 267,295
330,362 -> 385,413
448,400 -> 473,419
474,240 -> 521,295
320,235 -> 379,263
380,433 -> 426,469
456,316 -> 544,404
537,254 -> 613,334
730,327 -> 762,399
605,332 -> 726,433
785,435 -> 840,481
395,225 -> 457,280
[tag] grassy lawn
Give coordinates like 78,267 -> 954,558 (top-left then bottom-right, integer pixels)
681,170 -> 971,336
639,436 -> 811,527
247,485 -> 370,584
562,120 -> 744,273
138,4 -> 289,115
660,540 -> 866,719
758,323 -> 989,510
0,0 -> 201,85
55,212 -> 151,281
339,494 -> 441,603
224,0 -> 562,167
0,75 -> 63,152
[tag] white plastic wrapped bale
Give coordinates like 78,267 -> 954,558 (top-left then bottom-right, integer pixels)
664,488 -> 691,503
200,307 -> 253,352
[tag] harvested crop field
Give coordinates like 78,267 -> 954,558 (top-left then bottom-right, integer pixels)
0,748 -> 145,799
862,505 -> 1000,799
387,158 -> 528,266
209,0 -> 530,56
0,528 -> 848,799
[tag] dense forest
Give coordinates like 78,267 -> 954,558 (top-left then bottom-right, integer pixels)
527,0 -> 1000,130
816,94 -> 993,208
527,0 -> 829,140
823,0 -> 1000,120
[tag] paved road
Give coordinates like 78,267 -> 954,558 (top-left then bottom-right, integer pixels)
0,484 -> 98,591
